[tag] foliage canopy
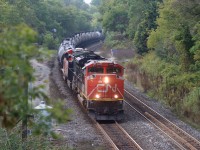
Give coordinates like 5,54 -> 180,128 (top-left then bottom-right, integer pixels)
0,0 -> 95,130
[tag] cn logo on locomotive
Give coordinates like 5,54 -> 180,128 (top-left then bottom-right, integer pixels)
97,83 -> 117,93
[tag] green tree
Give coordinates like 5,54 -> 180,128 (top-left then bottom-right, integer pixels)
99,0 -> 161,53
126,0 -> 148,39
148,0 -> 199,70
0,0 -> 95,46
133,0 -> 161,54
131,0 -> 200,125
91,0 -> 102,6
0,1 -> 22,26
0,24 -> 71,135
0,24 -> 38,128
102,4 -> 128,34
191,22 -> 200,70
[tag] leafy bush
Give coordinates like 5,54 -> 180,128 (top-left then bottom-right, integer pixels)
104,32 -> 130,49
183,87 -> 200,123
126,51 -> 200,126
43,32 -> 59,50
0,127 -> 55,150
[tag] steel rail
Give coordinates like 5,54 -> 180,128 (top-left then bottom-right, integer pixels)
115,121 -> 142,150
124,99 -> 186,150
124,89 -> 200,150
95,122 -> 119,150
96,121 -> 143,150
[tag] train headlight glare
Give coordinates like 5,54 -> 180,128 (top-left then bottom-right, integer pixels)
114,94 -> 118,99
104,77 -> 109,84
95,94 -> 100,99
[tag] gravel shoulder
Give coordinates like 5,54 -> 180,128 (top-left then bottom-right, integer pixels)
31,56 -> 108,149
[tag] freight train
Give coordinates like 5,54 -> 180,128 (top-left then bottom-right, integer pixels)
58,31 -> 124,120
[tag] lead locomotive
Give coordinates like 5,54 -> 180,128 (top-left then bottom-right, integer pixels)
58,32 -> 124,120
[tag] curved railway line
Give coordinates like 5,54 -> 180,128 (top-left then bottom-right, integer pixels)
124,89 -> 200,150
96,121 -> 142,150
51,41 -> 200,149
87,43 -> 200,149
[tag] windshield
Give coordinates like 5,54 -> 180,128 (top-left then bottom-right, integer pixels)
106,67 -> 121,74
88,67 -> 103,73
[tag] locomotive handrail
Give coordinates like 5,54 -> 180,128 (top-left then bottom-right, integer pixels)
117,88 -> 124,100
87,85 -> 98,98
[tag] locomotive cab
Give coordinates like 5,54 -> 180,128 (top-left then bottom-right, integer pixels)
83,60 -> 124,120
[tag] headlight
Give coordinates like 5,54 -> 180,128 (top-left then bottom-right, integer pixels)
95,94 -> 100,99
114,94 -> 118,99
104,76 -> 109,84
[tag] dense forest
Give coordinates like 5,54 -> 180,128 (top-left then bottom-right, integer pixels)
0,0 -> 200,148
0,0 -> 99,148
99,0 -> 200,126
0,0 -> 101,49
0,0 -> 99,126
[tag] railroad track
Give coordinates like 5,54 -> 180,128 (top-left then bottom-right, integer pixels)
125,89 -> 200,150
96,121 -> 142,150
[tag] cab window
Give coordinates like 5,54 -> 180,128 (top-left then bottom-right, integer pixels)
106,67 -> 121,74
88,67 -> 103,73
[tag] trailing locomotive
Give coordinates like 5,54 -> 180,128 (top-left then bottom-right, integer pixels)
58,31 -> 124,120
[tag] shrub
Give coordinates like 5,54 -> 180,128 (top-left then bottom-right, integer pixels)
43,32 -> 59,50
183,87 -> 200,123
125,51 -> 200,125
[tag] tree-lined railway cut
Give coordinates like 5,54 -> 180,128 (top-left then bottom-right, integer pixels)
54,31 -> 200,149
